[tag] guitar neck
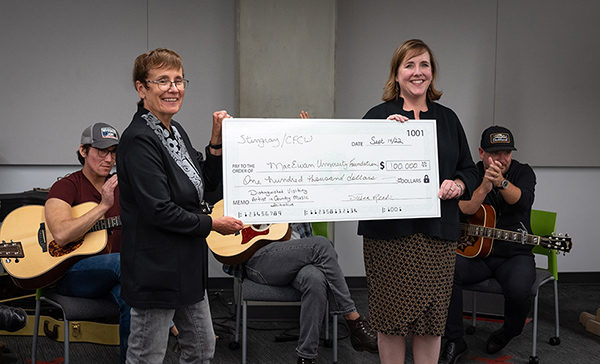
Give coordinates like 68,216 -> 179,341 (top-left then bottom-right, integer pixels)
89,216 -> 122,233
462,223 -> 541,246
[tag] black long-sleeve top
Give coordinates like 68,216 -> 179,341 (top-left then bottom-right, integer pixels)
476,159 -> 536,257
358,98 -> 479,242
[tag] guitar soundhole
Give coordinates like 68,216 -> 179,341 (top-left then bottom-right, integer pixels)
251,224 -> 271,232
48,240 -> 84,257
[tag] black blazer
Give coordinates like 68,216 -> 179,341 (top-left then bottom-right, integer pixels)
117,106 -> 222,309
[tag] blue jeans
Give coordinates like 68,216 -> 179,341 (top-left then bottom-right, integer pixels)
445,254 -> 536,340
245,236 -> 356,359
56,253 -> 130,364
126,292 -> 215,364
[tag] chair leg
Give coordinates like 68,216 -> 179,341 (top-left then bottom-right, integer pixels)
332,315 -> 338,363
550,280 -> 561,345
323,301 -> 334,348
31,297 -> 42,364
233,296 -> 241,342
230,278 -> 242,350
466,292 -> 477,335
64,318 -> 70,364
529,292 -> 540,364
39,296 -> 70,364
472,292 -> 477,326
324,301 -> 330,343
242,301 -> 247,364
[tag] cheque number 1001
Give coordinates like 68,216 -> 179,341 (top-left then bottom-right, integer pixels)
407,129 -> 424,137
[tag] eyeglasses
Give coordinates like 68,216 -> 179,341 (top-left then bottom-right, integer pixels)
95,147 -> 117,158
146,79 -> 189,91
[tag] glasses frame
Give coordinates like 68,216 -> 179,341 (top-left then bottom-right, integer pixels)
145,79 -> 189,91
94,147 -> 117,158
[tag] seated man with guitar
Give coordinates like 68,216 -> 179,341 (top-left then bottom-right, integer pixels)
44,123 -> 129,364
220,220 -> 378,364
439,126 -> 537,364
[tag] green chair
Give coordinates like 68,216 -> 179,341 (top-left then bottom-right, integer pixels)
311,221 -> 333,242
529,210 -> 561,362
530,209 -> 559,280
464,209 -> 561,364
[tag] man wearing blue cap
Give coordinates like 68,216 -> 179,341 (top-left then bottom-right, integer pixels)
439,126 -> 537,363
44,122 -> 129,363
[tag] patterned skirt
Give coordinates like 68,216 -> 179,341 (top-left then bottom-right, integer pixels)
363,233 -> 457,336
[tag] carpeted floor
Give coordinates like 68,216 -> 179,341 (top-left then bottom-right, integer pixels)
1,282 -> 599,364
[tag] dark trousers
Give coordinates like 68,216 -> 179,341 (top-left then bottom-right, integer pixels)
444,254 -> 536,340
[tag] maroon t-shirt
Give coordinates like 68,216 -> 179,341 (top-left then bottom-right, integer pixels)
46,170 -> 122,252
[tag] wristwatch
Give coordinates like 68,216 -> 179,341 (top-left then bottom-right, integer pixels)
499,179 -> 509,189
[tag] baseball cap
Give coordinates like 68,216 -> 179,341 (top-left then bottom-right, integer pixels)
480,125 -> 517,152
80,122 -> 120,149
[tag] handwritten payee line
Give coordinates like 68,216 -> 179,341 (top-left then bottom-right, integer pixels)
234,181 -> 405,188
254,168 -> 379,173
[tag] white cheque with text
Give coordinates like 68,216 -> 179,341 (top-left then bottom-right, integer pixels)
222,118 -> 440,224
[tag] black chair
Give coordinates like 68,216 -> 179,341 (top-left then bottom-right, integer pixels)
463,209 -> 562,364
31,288 -> 119,364
231,277 -> 338,364
230,221 -> 339,364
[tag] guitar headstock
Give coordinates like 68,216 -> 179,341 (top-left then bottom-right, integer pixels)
540,233 -> 572,253
0,240 -> 25,258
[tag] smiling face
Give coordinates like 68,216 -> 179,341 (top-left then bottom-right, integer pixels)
396,51 -> 432,102
136,67 -> 185,125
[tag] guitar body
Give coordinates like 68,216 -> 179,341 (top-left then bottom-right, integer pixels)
457,204 -> 572,257
0,202 -> 108,289
206,200 -> 291,265
457,204 -> 496,258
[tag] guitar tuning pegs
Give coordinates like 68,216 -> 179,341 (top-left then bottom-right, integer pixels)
565,233 -> 570,237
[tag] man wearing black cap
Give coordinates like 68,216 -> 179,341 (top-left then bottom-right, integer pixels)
439,126 -> 537,363
44,122 -> 130,364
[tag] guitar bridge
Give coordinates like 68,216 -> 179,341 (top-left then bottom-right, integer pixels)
38,222 -> 48,253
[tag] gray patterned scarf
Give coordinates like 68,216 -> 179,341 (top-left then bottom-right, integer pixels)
142,112 -> 204,203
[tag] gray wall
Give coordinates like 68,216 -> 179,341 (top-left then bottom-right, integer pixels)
335,0 -> 600,167
238,0 -> 335,118
0,0 -> 235,165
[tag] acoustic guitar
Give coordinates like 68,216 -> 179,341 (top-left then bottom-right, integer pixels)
206,200 -> 291,265
0,202 -> 121,289
457,204 -> 572,258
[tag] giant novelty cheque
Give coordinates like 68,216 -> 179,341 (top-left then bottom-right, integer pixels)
221,118 -> 440,224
